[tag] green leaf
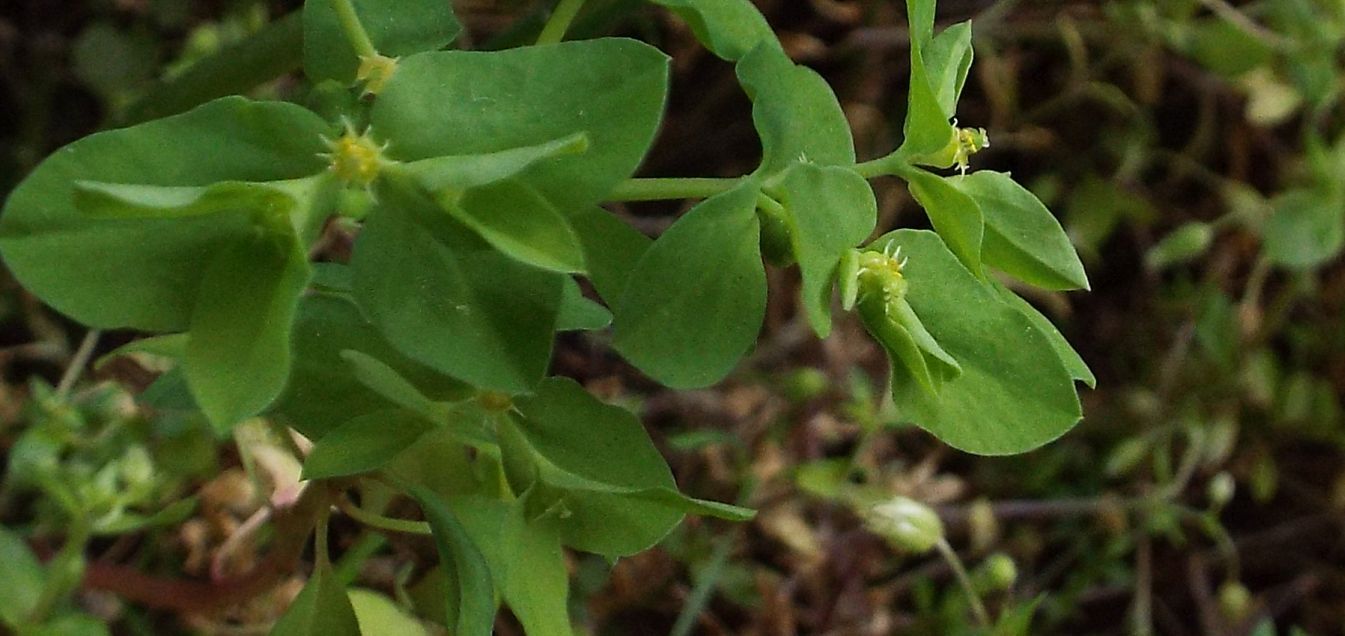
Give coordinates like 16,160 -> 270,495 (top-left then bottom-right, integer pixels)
348,589 -> 429,636
772,164 -> 877,337
557,278 -> 612,332
1186,18 -> 1273,78
94,332 -> 187,370
303,410 -> 433,479
648,0 -> 779,61
0,526 -> 45,629
0,96 -> 329,331
93,497 -> 199,535
372,39 -> 668,210
407,486 -> 497,636
858,295 -> 961,398
508,378 -> 754,556
352,182 -> 563,393
565,206 -> 651,304
1263,188 -> 1344,269
449,179 -> 586,274
185,234 -> 310,432
613,185 -> 766,389
737,44 -> 855,174
339,350 -> 494,448
1146,222 -> 1214,271
450,496 -> 574,636
872,230 -> 1081,454
991,283 -> 1095,388
122,12 -> 304,125
950,171 -> 1088,290
303,0 -> 461,85
899,0 -> 955,158
923,21 -> 974,116
269,292 -> 471,440
73,176 -> 336,245
900,167 -> 984,275
399,133 -> 589,194
270,565 -> 361,636
339,350 -> 445,421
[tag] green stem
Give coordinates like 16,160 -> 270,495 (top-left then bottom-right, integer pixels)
338,495 -> 432,535
56,329 -> 100,399
935,538 -> 993,629
854,155 -> 904,179
608,152 -> 913,203
333,532 -> 386,585
315,504 -> 332,570
328,0 -> 377,59
536,0 -> 589,45
607,177 -> 741,202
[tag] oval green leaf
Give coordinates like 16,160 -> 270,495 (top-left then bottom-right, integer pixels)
372,39 -> 668,210
406,486 -> 497,636
352,182 -> 563,393
613,185 -> 766,389
269,565 -> 361,636
185,234 -> 310,432
303,409 -> 433,480
269,292 -> 470,440
0,97 -> 329,331
873,230 -> 1082,455
737,44 -> 855,174
900,167 -> 985,275
950,171 -> 1089,290
773,164 -> 878,337
648,0 -> 779,61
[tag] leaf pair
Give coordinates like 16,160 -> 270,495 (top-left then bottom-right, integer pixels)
501,378 -> 754,556
350,37 -> 672,394
613,41 -> 877,387
862,230 -> 1087,454
903,167 -> 1090,292
899,0 -> 974,163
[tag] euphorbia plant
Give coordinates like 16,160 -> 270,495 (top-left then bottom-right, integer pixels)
0,0 -> 1092,632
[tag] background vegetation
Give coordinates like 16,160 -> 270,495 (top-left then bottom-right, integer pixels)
1,0 -> 1342,634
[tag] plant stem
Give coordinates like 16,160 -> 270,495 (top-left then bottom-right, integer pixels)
315,504 -> 332,570
608,152 -> 914,203
854,155 -> 900,179
328,0 -> 377,59
536,0 -> 588,45
337,495 -> 432,535
670,535 -> 735,636
607,177 -> 741,202
934,538 -> 993,629
56,330 -> 100,399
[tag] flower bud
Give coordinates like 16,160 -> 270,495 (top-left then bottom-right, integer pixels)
1218,580 -> 1252,622
867,496 -> 944,554
967,498 -> 999,553
1208,471 -> 1236,510
978,552 -> 1018,592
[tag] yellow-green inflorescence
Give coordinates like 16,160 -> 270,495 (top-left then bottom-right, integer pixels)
356,53 -> 399,96
322,121 -> 390,189
857,243 -> 910,308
